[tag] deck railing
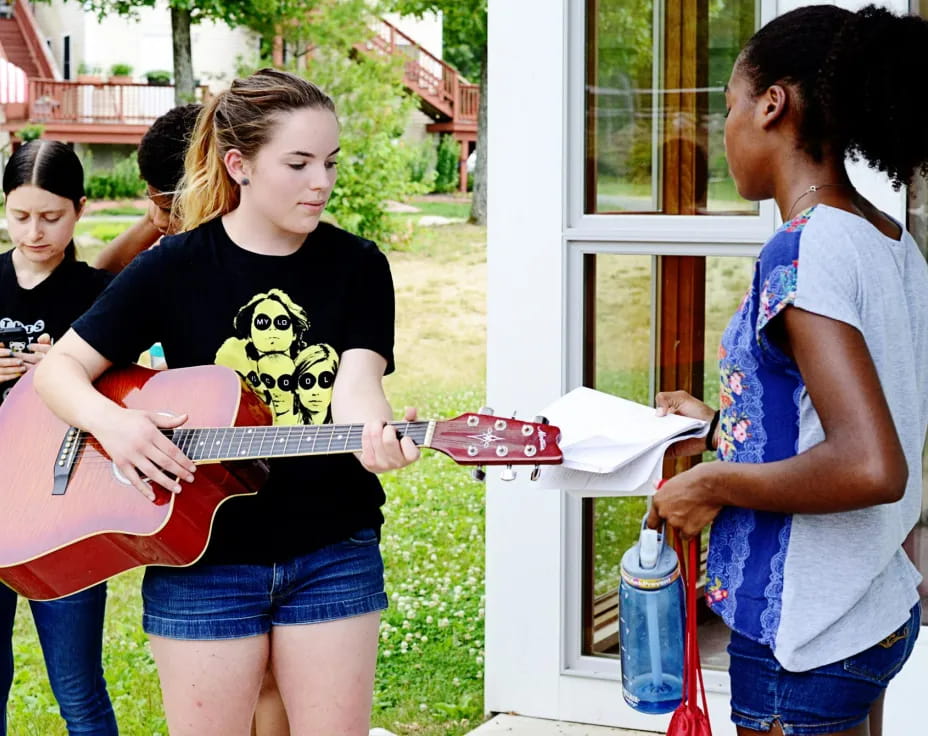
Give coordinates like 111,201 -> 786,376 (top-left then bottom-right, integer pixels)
21,79 -> 207,125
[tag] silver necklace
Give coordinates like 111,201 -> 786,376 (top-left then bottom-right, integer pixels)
784,184 -> 845,221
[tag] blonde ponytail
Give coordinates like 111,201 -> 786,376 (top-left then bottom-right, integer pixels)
174,95 -> 240,232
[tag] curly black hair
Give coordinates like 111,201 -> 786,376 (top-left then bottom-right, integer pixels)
738,5 -> 928,189
137,103 -> 202,193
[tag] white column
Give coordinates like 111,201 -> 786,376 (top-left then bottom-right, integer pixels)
485,0 -> 569,718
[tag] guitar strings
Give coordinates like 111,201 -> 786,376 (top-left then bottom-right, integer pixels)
65,422 -> 540,464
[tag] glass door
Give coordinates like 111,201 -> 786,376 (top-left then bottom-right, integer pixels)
577,0 -> 759,670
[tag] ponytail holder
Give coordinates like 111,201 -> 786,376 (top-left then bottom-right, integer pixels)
705,410 -> 721,452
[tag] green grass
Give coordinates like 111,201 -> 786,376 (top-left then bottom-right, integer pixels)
407,198 -> 472,220
90,206 -> 148,217
75,221 -> 131,245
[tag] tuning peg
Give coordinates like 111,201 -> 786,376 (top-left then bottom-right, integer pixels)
479,406 -> 494,416
532,415 -> 550,425
500,465 -> 517,482
530,465 -> 541,481
471,466 -> 486,482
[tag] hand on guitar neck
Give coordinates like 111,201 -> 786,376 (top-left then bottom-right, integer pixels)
357,405 -> 421,475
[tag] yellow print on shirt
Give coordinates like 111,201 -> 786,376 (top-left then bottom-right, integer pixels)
214,289 -> 338,426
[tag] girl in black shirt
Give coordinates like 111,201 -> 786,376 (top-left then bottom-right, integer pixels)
0,142 -> 117,735
36,69 -> 419,736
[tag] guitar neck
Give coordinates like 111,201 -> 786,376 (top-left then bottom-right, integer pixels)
168,422 -> 434,463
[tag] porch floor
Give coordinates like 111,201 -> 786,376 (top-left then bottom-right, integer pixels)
464,714 -> 651,735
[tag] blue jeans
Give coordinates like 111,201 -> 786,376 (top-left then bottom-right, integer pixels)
0,582 -> 118,735
728,603 -> 921,734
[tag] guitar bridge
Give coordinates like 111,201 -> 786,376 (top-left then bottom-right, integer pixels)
52,427 -> 82,496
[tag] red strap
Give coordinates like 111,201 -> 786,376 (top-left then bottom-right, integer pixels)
655,479 -> 711,721
674,533 -> 708,712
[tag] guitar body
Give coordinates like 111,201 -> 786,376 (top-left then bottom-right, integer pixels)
0,364 -> 270,601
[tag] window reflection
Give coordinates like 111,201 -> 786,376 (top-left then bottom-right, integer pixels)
585,0 -> 758,215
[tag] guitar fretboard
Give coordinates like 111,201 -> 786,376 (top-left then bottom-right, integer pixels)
167,422 -> 433,463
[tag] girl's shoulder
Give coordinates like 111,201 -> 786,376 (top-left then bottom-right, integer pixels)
67,259 -> 114,288
158,221 -> 213,253
312,221 -> 380,255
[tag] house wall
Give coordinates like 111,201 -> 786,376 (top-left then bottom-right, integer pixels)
31,1 -> 82,78
33,0 -> 256,89
32,4 -> 443,91
382,10 -> 442,60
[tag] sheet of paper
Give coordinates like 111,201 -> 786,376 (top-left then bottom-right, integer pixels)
533,387 -> 710,496
536,441 -> 668,496
542,387 -> 708,473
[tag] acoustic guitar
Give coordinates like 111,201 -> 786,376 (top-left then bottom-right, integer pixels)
0,364 -> 562,601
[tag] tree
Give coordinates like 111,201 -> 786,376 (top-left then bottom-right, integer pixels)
391,0 -> 487,224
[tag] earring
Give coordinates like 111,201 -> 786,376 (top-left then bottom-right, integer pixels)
240,177 -> 250,186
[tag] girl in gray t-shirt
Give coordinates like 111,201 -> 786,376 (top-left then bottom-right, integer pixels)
651,5 -> 928,735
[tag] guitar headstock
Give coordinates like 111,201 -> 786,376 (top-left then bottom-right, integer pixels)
428,413 -> 562,468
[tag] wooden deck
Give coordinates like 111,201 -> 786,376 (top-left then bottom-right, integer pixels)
1,78 -> 208,144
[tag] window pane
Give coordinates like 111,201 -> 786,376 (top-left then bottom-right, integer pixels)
586,0 -> 658,213
585,0 -> 759,215
593,254 -> 653,402
582,254 -> 654,656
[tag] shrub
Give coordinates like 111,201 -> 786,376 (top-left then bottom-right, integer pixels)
145,70 -> 172,86
433,135 -> 460,194
405,137 -> 437,189
16,123 -> 45,142
109,63 -> 133,77
84,153 -> 146,200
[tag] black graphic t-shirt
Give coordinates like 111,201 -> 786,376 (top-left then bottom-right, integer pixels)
73,218 -> 395,564
0,250 -> 112,404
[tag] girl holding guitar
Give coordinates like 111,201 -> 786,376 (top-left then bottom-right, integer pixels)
0,142 -> 118,734
35,69 -> 420,736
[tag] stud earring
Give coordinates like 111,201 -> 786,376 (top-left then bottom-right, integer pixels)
240,177 -> 250,186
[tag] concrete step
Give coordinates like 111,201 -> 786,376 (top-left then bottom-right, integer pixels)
465,715 -> 654,735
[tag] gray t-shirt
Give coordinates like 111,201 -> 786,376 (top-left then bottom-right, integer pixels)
708,204 -> 928,671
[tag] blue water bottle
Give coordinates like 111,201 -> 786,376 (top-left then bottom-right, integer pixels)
618,516 -> 684,714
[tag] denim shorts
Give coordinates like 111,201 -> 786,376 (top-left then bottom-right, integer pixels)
141,528 -> 388,640
728,604 -> 920,734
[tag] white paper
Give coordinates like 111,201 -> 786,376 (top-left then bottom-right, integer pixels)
535,387 -> 709,496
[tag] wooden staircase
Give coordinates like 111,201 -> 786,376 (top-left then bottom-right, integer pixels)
0,2 -> 56,80
362,17 -> 478,129
360,17 -> 479,191
0,19 -> 39,77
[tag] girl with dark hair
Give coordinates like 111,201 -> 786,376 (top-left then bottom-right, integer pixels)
34,68 -> 418,736
649,5 -> 928,735
0,141 -> 117,734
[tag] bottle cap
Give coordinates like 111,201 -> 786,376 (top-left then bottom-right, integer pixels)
620,515 -> 680,588
638,528 -> 660,569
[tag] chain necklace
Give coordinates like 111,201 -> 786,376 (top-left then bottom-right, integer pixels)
784,184 -> 847,221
